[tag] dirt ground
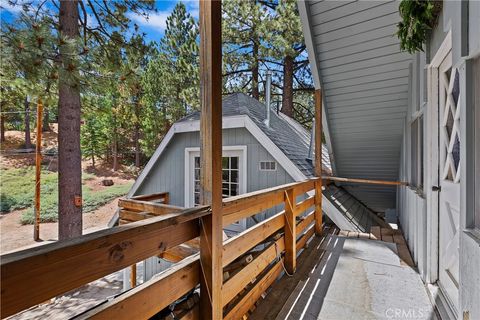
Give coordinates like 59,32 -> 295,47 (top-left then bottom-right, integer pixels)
1,126 -> 137,179
0,197 -> 122,254
0,127 -> 143,319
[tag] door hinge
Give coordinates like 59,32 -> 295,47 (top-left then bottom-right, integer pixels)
432,185 -> 442,192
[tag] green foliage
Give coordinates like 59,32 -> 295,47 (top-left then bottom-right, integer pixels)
81,111 -> 109,167
0,167 -> 132,224
397,0 -> 442,54
1,0 -> 315,170
143,3 -> 199,122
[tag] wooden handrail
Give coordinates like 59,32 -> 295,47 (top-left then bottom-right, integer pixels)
1,177 -> 321,319
118,198 -> 184,215
75,254 -> 201,320
322,175 -> 408,186
0,206 -> 209,319
130,192 -> 169,202
222,178 -> 318,225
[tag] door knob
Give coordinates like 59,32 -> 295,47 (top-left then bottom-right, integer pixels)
432,185 -> 441,192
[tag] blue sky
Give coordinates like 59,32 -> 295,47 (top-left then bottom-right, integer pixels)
0,0 -> 199,43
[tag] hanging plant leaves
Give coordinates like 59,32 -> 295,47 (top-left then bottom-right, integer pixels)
396,0 -> 443,54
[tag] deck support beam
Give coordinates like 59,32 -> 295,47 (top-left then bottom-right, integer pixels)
314,89 -> 323,235
199,1 -> 223,319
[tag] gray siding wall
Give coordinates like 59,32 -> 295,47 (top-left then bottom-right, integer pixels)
134,128 -> 294,226
398,3 -> 480,319
306,0 -> 411,213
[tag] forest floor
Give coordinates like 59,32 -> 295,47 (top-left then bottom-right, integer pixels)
0,127 -> 144,319
0,126 -> 137,253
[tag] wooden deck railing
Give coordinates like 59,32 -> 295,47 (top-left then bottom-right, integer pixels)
0,178 -> 321,319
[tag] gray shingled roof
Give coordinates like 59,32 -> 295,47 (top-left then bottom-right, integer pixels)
178,93 -> 331,177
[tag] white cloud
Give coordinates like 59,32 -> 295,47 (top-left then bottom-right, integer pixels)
128,1 -> 199,31
129,10 -> 170,31
184,1 -> 199,19
0,0 -> 27,14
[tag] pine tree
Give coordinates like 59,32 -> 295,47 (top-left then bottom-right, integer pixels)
222,0 -> 266,98
2,0 -> 155,239
265,0 -> 306,118
143,2 -> 199,128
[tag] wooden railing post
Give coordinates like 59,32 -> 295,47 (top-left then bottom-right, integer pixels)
284,189 -> 296,274
314,89 -> 323,235
199,0 -> 223,319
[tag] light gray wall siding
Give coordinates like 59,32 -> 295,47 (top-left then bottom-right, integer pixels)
398,3 -> 480,319
306,0 -> 411,213
134,128 -> 294,224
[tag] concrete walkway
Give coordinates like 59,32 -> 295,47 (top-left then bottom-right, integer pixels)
251,233 -> 438,320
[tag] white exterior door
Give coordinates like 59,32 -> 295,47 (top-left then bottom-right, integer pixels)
185,147 -> 247,232
437,50 -> 460,312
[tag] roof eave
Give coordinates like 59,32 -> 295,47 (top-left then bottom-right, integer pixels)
298,0 -> 338,175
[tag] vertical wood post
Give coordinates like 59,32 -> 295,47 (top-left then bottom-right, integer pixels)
34,98 -> 43,241
314,89 -> 323,235
130,264 -> 136,288
199,1 -> 223,319
284,189 -> 296,274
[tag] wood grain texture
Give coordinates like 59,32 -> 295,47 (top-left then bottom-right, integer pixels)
199,1 -> 223,318
296,211 -> 315,235
76,255 -> 200,320
0,206 -> 208,318
223,212 -> 284,267
118,199 -> 184,215
223,260 -> 283,320
222,238 -> 284,307
284,189 -> 296,273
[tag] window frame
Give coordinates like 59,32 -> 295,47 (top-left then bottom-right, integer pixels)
473,57 -> 480,230
259,161 -> 277,171
184,146 -> 247,232
410,102 -> 426,194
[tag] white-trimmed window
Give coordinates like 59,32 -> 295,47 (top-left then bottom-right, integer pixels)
411,114 -> 424,191
185,146 -> 247,232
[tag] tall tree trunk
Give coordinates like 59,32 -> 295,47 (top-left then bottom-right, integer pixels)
134,123 -> 140,168
282,55 -> 294,118
252,40 -> 259,100
24,96 -> 32,149
58,0 -> 82,240
112,115 -> 118,171
134,99 -> 141,168
0,114 -> 5,143
42,108 -> 50,132
91,147 -> 95,168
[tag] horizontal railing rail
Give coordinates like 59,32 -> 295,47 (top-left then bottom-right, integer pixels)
1,178 -> 322,319
0,205 -> 209,319
322,175 -> 408,186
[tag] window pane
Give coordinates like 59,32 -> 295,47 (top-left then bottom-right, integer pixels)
411,119 -> 418,187
195,156 -> 200,168
222,157 -> 229,169
194,193 -> 200,205
222,170 -> 229,182
231,183 -> 239,196
231,157 -> 238,169
194,168 -> 200,181
231,170 -> 238,183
